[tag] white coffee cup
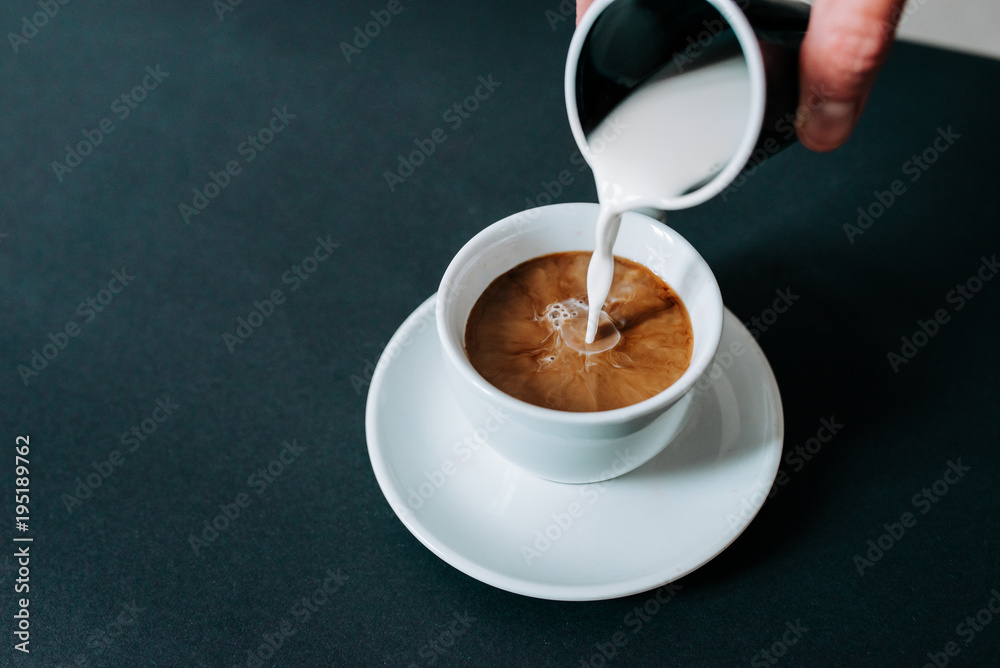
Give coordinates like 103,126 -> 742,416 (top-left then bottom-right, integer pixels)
436,203 -> 723,483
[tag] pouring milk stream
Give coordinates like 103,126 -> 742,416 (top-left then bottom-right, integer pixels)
581,53 -> 751,344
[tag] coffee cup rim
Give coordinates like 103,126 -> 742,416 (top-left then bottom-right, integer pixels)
436,203 -> 724,426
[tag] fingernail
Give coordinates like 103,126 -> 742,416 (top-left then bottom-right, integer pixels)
797,100 -> 857,151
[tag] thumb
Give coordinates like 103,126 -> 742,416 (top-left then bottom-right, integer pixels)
796,0 -> 905,151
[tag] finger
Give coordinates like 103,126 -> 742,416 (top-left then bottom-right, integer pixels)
577,0 -> 595,25
796,0 -> 906,151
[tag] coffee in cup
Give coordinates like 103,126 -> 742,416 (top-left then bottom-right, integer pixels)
465,251 -> 693,412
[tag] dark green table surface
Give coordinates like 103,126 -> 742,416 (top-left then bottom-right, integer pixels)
2,1 -> 998,666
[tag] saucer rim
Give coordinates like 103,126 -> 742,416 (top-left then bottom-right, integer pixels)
366,294 -> 783,601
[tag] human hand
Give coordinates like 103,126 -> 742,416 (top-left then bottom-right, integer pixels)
576,0 -> 905,152
797,0 -> 904,151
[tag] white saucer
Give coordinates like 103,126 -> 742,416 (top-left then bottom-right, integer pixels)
366,295 -> 783,601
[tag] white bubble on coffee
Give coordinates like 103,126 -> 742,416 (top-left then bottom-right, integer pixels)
542,299 -> 621,355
